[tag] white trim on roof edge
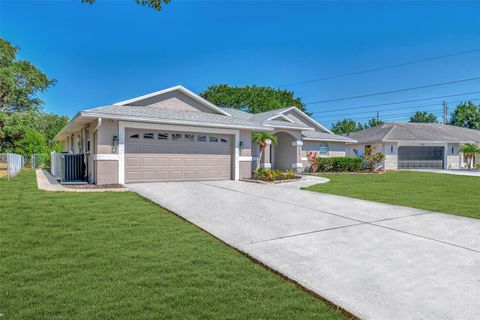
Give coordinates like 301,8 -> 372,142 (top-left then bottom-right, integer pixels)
266,114 -> 295,123
303,137 -> 357,143
113,85 -> 232,117
279,106 -> 334,134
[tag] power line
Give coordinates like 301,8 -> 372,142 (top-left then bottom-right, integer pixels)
306,77 -> 480,104
315,97 -> 480,119
309,90 -> 480,114
318,107 -> 443,120
320,111 -> 443,123
279,49 -> 480,88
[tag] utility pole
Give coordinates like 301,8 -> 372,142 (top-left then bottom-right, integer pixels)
376,110 -> 379,122
442,101 -> 448,124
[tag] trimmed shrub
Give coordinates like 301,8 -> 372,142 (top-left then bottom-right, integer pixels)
253,168 -> 299,181
316,157 -> 363,172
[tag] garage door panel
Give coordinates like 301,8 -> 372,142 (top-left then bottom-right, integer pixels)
169,170 -> 183,179
126,157 -> 141,166
155,158 -> 169,167
183,170 -> 196,179
183,158 -> 195,166
156,171 -> 169,180
125,129 -> 232,182
142,157 -> 155,166
398,146 -> 444,169
126,171 -> 141,181
142,144 -> 155,153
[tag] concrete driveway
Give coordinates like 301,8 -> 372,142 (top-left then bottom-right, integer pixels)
128,177 -> 480,320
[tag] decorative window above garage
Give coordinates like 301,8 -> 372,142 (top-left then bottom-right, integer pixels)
158,132 -> 169,140
209,136 -> 218,143
220,137 -> 228,143
172,133 -> 182,141
129,133 -> 139,139
197,135 -> 206,142
184,134 -> 195,142
143,133 -> 154,139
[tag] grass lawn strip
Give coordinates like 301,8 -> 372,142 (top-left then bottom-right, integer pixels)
305,171 -> 480,219
1,171 -> 347,320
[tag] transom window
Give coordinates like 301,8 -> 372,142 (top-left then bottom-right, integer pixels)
197,135 -> 206,142
319,142 -> 329,156
172,133 -> 182,141
158,132 -> 169,140
209,136 -> 218,143
184,134 -> 195,142
143,133 -> 154,139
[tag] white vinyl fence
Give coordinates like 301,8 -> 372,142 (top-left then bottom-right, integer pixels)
0,153 -> 24,180
50,151 -> 62,178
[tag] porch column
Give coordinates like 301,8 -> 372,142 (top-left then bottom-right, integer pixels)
259,139 -> 272,168
292,140 -> 303,172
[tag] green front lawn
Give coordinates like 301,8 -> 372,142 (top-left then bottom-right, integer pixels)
305,171 -> 480,219
0,171 -> 346,320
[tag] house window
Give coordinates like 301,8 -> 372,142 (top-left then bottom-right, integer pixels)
197,135 -> 206,142
220,137 -> 228,143
172,133 -> 182,141
129,133 -> 139,139
209,136 -> 218,143
184,134 -> 195,142
319,142 -> 329,156
158,132 -> 169,140
143,133 -> 154,139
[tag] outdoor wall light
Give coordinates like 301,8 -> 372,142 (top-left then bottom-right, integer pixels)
112,135 -> 119,152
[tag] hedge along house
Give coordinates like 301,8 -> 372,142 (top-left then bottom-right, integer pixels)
344,122 -> 480,170
54,85 -> 355,184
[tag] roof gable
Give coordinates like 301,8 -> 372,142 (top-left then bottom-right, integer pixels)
113,85 -> 231,116
280,107 -> 333,134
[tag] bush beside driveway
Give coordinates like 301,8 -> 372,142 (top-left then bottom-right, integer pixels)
305,171 -> 480,219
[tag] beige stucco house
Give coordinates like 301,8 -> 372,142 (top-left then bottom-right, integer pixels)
54,85 -> 354,184
345,122 -> 480,170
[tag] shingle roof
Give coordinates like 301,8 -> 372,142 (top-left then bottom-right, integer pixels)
345,123 -> 480,143
83,105 -> 268,129
302,130 -> 356,142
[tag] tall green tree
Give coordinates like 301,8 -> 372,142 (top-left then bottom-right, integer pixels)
0,111 -> 68,154
449,101 -> 480,129
0,38 -> 55,112
365,117 -> 384,128
200,84 -> 308,114
410,111 -> 438,123
81,0 -> 170,11
331,119 -> 365,135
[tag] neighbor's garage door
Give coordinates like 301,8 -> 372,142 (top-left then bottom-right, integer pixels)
398,146 -> 444,169
125,129 -> 232,183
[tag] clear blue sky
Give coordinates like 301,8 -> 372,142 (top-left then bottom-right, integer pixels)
1,0 -> 479,127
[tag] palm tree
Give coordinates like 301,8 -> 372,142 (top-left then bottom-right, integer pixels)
252,132 -> 278,170
459,143 -> 480,169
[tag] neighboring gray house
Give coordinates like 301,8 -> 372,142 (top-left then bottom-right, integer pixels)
54,85 -> 355,184
345,122 -> 480,170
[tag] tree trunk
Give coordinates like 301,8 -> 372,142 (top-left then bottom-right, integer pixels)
256,146 -> 264,171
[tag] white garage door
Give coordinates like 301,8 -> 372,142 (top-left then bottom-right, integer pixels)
125,129 -> 232,183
